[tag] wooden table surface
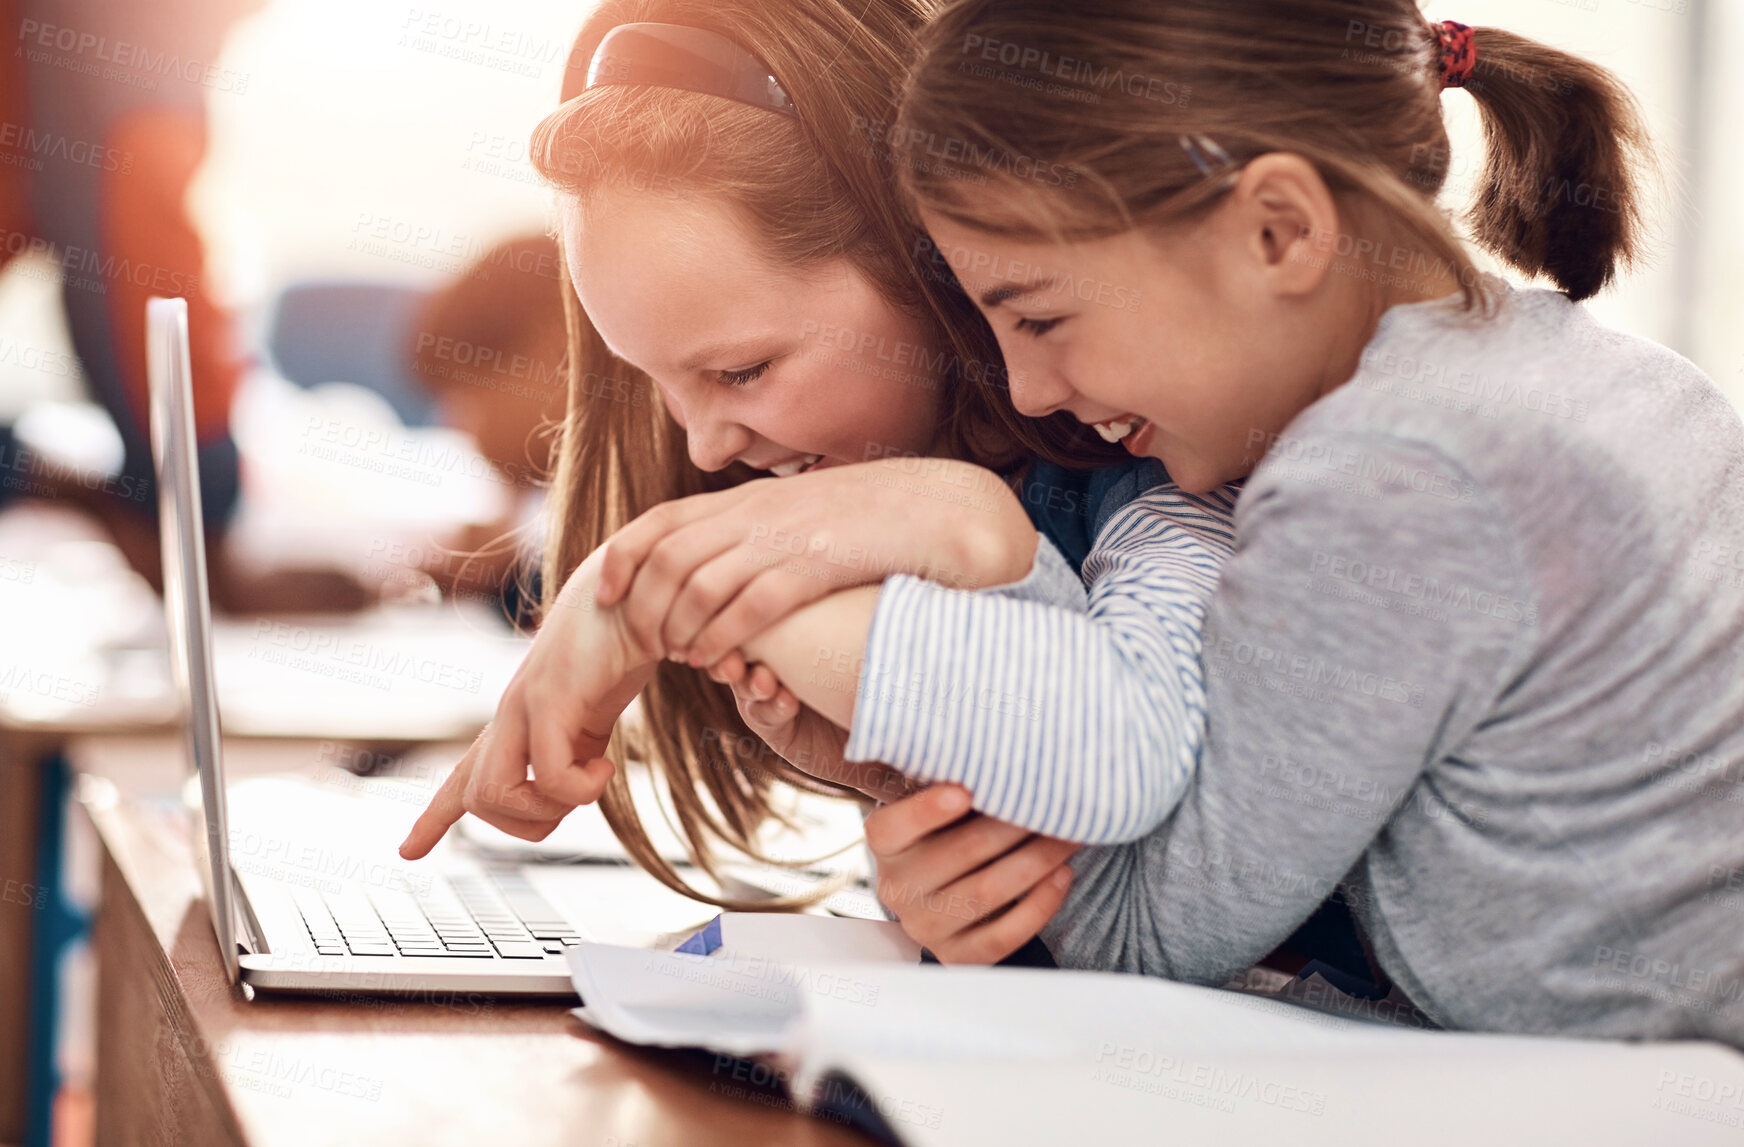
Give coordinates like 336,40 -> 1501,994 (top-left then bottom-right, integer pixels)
75,737 -> 875,1147
0,497 -> 531,1143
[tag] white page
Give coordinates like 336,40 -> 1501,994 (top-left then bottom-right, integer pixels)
566,921 -> 919,1057
716,915 -> 920,966
821,1046 -> 1744,1147
791,967 -> 1744,1147
565,952 -> 1744,1145
567,944 -> 808,1057
794,965 -> 1411,1067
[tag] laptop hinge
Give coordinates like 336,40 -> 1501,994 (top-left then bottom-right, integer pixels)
229,865 -> 271,955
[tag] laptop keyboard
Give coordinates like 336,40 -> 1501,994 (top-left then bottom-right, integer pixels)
291,871 -> 581,959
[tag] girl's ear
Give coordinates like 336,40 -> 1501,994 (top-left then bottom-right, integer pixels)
1228,153 -> 1340,300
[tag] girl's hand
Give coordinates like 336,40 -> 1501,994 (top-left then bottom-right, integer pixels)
864,785 -> 1078,964
710,653 -> 915,804
593,459 -> 1035,671
399,553 -> 658,859
398,719 -> 579,855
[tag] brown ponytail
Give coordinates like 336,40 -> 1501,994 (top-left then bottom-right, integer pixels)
1461,27 -> 1653,301
897,0 -> 1655,304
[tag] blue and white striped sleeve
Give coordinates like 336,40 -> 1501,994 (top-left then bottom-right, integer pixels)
840,485 -> 1238,844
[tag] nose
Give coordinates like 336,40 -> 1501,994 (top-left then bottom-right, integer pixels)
656,384 -> 751,473
684,406 -> 753,472
1005,356 -> 1075,419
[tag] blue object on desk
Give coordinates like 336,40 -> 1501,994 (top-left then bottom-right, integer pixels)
674,915 -> 724,956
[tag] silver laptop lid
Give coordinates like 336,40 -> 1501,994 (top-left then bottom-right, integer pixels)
146,295 -> 242,985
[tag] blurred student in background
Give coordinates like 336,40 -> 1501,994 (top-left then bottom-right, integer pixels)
404,233 -> 568,626
0,0 -> 367,611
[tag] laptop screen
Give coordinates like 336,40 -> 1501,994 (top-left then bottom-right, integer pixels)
147,295 -> 242,986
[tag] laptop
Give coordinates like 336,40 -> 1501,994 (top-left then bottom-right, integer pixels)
146,295 -> 584,996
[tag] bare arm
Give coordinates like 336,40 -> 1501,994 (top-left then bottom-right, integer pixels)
596,459 -> 1038,667
739,585 -> 883,728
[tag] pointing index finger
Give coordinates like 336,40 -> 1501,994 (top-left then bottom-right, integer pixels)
400,753 -> 470,859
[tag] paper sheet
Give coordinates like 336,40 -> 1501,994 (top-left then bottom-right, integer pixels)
566,917 -> 921,1057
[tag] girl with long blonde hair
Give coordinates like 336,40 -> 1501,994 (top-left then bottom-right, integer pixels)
402,0 -> 1245,940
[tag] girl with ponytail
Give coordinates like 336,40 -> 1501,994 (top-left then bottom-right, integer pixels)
859,0 -> 1744,1042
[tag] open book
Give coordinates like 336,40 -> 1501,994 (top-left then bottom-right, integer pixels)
567,924 -> 1744,1146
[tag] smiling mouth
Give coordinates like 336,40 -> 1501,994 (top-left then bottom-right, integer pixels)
1090,416 -> 1147,444
766,454 -> 824,477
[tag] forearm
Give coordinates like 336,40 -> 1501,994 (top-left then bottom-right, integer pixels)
730,511 -> 1074,735
551,545 -> 610,615
829,489 -> 1237,844
740,585 -> 881,727
728,463 -> 1050,701
842,579 -> 1205,844
552,547 -> 665,694
740,546 -> 1215,844
849,458 -> 1038,590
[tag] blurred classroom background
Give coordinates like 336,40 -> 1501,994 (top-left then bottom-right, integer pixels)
0,2 -> 1741,1146
2,0 -> 1740,535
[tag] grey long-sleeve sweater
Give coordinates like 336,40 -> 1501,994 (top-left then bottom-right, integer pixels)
1042,277 -> 1744,1044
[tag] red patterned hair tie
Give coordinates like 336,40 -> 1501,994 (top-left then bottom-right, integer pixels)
1435,20 -> 1476,89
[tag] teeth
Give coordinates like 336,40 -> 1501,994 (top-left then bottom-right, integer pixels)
767,454 -> 821,477
1094,419 -> 1136,443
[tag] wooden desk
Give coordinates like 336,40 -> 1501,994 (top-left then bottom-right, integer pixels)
0,501 -> 182,1141
1,717 -> 171,1146
75,737 -> 871,1147
0,704 -> 497,1146
0,726 -> 61,1145
0,501 -> 528,1143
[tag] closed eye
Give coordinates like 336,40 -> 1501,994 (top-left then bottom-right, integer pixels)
717,361 -> 772,387
1015,317 -> 1064,338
